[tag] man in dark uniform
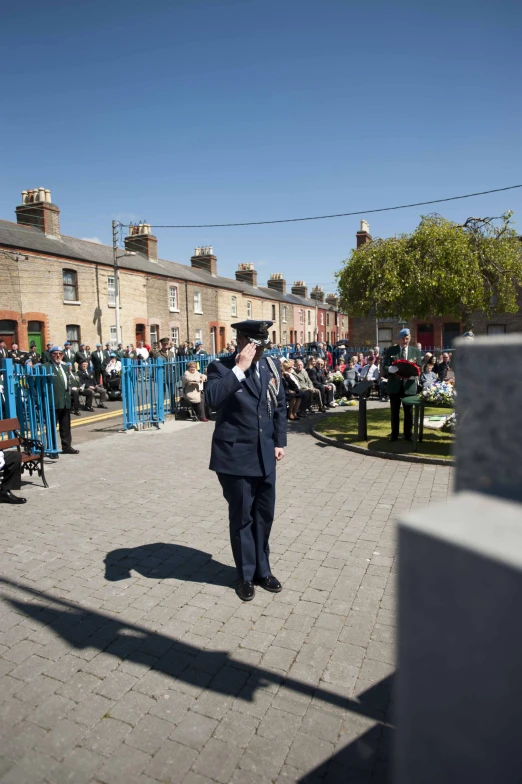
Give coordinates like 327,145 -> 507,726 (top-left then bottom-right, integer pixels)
103,342 -> 112,364
383,328 -> 422,442
0,340 -> 8,360
63,342 -> 76,365
91,343 -> 106,383
115,343 -> 126,359
0,449 -> 26,504
42,342 -> 54,364
46,347 -> 80,457
206,320 -> 287,601
156,337 -> 174,360
74,343 -> 89,369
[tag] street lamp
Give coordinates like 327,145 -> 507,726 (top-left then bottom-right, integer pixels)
112,220 -> 135,345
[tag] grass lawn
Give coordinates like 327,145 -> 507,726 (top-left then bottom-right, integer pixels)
316,406 -> 455,460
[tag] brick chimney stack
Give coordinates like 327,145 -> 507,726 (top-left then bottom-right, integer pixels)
267,273 -> 286,294
291,280 -> 308,298
356,219 -> 372,248
310,286 -> 325,303
235,263 -> 257,287
16,188 -> 60,238
326,294 -> 339,307
124,223 -> 158,261
190,246 -> 217,276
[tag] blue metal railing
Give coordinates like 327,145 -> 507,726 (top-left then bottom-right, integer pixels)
120,350 -> 281,430
0,359 -> 59,454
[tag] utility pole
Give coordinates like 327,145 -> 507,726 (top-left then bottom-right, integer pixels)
112,220 -> 121,345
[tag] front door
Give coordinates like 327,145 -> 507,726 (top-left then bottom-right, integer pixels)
0,320 -> 17,349
135,324 -> 145,343
417,323 -> 434,349
443,322 -> 460,349
28,320 -> 43,354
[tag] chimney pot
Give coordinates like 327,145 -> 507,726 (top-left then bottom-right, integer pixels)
235,263 -> 258,287
356,219 -> 372,248
191,245 -> 217,275
16,186 -> 60,236
124,223 -> 158,261
291,280 -> 308,298
267,273 -> 286,294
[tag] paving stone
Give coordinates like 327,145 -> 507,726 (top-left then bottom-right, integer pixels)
143,739 -> 197,782
31,695 -> 77,730
213,710 -> 259,748
148,690 -> 194,725
0,749 -> 58,784
192,737 -> 244,784
33,719 -> 87,760
285,731 -> 335,771
66,694 -> 114,728
169,711 -> 218,750
80,718 -> 132,756
108,691 -> 156,726
239,733 -> 289,780
47,746 -> 104,784
124,714 -> 172,754
301,705 -> 344,743
96,743 -> 151,784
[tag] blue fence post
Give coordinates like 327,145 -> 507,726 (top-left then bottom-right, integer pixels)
1,359 -> 17,421
121,358 -> 131,429
155,357 -> 164,425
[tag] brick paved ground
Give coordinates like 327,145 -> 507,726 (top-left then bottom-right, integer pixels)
0,419 -> 453,783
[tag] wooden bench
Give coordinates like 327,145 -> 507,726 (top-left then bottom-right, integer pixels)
0,417 -> 48,488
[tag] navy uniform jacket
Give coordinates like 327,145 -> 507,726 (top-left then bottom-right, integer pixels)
205,354 -> 287,477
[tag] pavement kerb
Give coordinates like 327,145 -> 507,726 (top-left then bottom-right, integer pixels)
311,424 -> 455,466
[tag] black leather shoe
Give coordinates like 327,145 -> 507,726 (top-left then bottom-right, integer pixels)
255,575 -> 282,593
62,447 -> 80,455
0,491 -> 27,504
48,453 -> 59,460
235,580 -> 255,602
388,435 -> 398,442
73,410 -> 81,416
97,404 -> 108,409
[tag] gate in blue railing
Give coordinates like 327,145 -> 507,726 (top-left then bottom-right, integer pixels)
0,359 -> 59,454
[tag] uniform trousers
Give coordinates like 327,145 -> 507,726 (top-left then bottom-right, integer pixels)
389,389 -> 413,439
1,451 -> 22,491
55,408 -> 72,450
218,471 -> 276,583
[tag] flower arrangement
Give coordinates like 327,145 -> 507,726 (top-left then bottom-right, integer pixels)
328,371 -> 344,383
421,381 -> 455,407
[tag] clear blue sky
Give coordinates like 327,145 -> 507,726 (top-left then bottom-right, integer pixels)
2,0 -> 521,293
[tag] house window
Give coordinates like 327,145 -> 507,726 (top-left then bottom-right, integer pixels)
107,276 -> 116,306
110,325 -> 118,348
307,311 -> 311,325
282,307 -> 287,323
193,292 -> 203,313
300,331 -> 304,342
282,330 -> 287,344
171,326 -> 180,345
195,328 -> 203,343
320,312 -> 324,325
326,313 -> 330,326
246,301 -> 252,318
63,269 -> 78,301
231,328 -> 237,340
65,325 -> 80,351
308,331 -> 311,342
231,296 -> 237,316
341,318 -> 345,328
169,286 -> 178,311
149,325 -> 159,345
378,327 -> 393,348
271,305 -> 276,320
487,324 -> 506,335
299,309 -> 304,324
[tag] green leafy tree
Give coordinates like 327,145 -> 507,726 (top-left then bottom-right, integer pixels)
336,212 -> 522,331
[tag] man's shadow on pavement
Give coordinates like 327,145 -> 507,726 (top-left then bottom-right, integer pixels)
104,542 -> 236,587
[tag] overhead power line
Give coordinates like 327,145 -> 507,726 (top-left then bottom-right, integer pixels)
136,185 -> 522,229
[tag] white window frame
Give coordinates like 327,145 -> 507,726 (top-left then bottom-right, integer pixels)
170,326 -> 180,345
149,325 -> 159,345
308,331 -> 311,342
299,309 -> 304,324
271,304 -> 276,320
65,324 -> 80,351
169,285 -> 179,312
378,327 -> 393,348
110,325 -> 118,348
63,269 -> 78,302
193,292 -> 203,314
282,330 -> 287,344
195,328 -> 203,343
320,312 -> 324,325
246,300 -> 252,319
231,296 -> 237,317
107,276 -> 116,307
307,310 -> 311,325
282,306 -> 287,323
487,324 -> 506,335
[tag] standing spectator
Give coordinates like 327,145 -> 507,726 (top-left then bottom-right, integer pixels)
27,342 -> 41,364
0,340 -> 8,360
291,343 -> 305,361
75,343 -> 89,369
382,327 -> 422,442
155,337 -> 174,361
181,361 -> 208,421
103,342 -> 112,364
125,344 -> 136,359
194,342 -> 207,356
42,342 -> 54,363
78,360 -> 108,411
177,341 -> 190,358
91,343 -> 106,382
63,342 -> 75,365
135,341 -> 149,361
8,344 -> 24,365
46,347 -> 79,456
115,343 -> 125,359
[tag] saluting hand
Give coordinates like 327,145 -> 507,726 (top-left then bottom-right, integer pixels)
236,342 -> 257,372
